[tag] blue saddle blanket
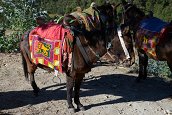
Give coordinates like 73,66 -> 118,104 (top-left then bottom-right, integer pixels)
139,17 -> 169,32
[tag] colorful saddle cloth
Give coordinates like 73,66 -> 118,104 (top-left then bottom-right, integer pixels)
29,22 -> 73,72
137,17 -> 169,59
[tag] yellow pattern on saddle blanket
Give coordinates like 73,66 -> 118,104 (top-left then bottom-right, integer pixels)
71,7 -> 101,31
29,22 -> 74,72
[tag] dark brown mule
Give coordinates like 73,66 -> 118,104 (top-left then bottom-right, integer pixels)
20,27 -> 107,113
20,2 -> 117,113
122,1 -> 172,81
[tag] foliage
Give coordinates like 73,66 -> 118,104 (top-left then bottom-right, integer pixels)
0,32 -> 20,53
147,59 -> 171,78
0,0 -> 50,53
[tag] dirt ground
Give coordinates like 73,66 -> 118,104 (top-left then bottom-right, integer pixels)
0,53 -> 172,115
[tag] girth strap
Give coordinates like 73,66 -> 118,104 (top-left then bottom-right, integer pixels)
76,36 -> 92,65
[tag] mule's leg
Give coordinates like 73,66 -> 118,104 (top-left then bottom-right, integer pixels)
74,73 -> 85,111
24,56 -> 39,96
21,52 -> 39,96
29,72 -> 40,96
66,75 -> 75,112
137,50 -> 148,82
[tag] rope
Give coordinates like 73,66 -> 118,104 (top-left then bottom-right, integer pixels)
52,69 -> 62,84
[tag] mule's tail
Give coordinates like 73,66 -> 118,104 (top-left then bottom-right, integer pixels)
21,52 -> 29,81
20,30 -> 31,81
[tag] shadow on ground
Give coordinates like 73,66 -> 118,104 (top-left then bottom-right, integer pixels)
82,74 -> 172,110
0,74 -> 172,110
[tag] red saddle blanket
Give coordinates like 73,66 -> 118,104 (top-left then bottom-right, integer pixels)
29,22 -> 73,72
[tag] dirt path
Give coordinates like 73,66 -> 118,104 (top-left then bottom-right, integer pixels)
0,53 -> 172,115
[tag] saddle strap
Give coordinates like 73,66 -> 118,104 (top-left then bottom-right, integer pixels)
76,36 -> 91,65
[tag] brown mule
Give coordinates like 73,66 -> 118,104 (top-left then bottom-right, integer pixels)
20,29 -> 107,113
122,1 -> 172,81
20,2 -> 119,113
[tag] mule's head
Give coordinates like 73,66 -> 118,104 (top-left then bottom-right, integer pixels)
71,31 -> 107,73
107,24 -> 135,67
97,2 -> 116,31
122,1 -> 145,30
95,2 -> 121,48
97,2 -> 114,26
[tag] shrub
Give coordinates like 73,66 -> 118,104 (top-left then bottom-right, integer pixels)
147,59 -> 171,78
0,32 -> 21,53
129,58 -> 171,78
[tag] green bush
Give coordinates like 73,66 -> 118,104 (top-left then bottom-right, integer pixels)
0,0 -> 49,53
130,58 -> 171,78
147,59 -> 172,78
0,32 -> 20,53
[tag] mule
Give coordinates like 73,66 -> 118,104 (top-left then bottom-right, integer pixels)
122,1 -> 172,81
20,2 -> 119,113
20,24 -> 107,113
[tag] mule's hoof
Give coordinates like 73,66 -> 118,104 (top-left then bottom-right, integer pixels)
77,105 -> 86,111
79,106 -> 86,111
68,108 -> 75,114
